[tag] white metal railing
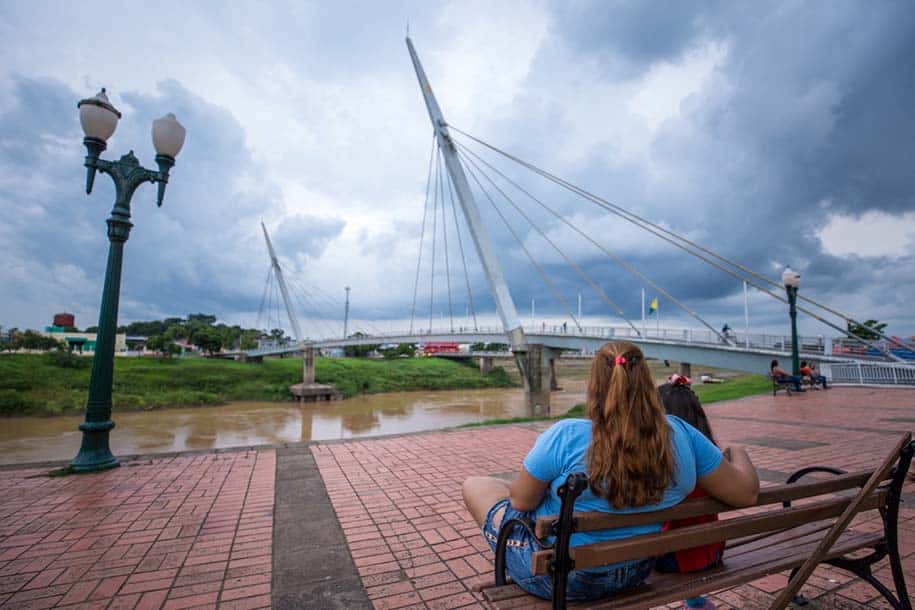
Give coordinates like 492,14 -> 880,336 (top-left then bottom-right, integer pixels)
310,325 -> 842,356
829,361 -> 915,385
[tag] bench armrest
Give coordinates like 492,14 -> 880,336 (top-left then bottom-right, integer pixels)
783,466 -> 847,508
494,516 -> 544,586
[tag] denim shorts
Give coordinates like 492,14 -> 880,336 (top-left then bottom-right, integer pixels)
482,498 -> 653,601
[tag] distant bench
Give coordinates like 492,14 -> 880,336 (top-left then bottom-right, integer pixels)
479,433 -> 914,610
770,374 -> 796,395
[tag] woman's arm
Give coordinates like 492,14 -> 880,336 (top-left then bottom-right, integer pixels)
698,446 -> 760,507
509,466 -> 550,511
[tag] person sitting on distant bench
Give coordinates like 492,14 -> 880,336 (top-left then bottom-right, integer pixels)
770,359 -> 804,392
800,360 -> 828,389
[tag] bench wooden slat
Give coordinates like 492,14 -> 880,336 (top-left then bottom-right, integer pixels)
482,528 -> 882,609
533,469 -> 873,538
586,529 -> 883,610
725,521 -> 834,558
531,489 -> 886,574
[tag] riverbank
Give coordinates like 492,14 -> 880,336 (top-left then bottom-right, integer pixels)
458,371 -> 773,427
0,354 -> 515,416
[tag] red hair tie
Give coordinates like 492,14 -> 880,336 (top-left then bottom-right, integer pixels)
669,374 -> 692,386
614,355 -> 627,365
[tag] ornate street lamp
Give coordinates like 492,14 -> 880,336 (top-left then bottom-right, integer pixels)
782,267 -> 801,377
72,89 -> 185,472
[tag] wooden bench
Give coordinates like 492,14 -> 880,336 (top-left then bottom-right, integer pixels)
481,433 -> 913,610
770,373 -> 796,395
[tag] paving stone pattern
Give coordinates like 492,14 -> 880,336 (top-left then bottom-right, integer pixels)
0,451 -> 274,609
312,387 -> 915,610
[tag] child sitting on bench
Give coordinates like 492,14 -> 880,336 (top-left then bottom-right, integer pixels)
657,375 -> 723,610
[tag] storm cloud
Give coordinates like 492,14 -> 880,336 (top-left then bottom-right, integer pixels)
1,1 -> 913,338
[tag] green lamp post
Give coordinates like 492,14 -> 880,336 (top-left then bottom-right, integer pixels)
71,89 -> 186,472
782,267 -> 801,377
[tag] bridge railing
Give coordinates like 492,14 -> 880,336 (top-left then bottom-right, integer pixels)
324,325 -> 840,355
828,361 -> 915,385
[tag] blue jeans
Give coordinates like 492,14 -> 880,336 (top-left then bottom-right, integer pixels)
777,374 -> 804,391
482,498 -> 653,601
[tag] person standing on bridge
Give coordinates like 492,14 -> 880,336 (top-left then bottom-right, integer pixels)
461,342 -> 760,602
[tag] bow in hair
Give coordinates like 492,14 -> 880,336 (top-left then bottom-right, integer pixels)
669,373 -> 692,386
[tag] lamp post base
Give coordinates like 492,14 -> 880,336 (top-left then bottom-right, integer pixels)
71,419 -> 120,472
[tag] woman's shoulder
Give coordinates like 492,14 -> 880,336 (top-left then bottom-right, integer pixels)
548,417 -> 591,434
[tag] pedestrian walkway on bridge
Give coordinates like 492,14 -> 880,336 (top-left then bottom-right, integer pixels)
0,388 -> 912,609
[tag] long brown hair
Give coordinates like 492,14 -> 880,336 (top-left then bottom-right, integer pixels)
586,342 -> 674,509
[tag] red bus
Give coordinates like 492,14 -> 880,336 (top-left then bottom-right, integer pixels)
423,342 -> 461,355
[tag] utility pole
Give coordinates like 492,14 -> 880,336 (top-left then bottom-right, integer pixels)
641,287 -> 646,337
743,280 -> 750,348
343,286 -> 351,339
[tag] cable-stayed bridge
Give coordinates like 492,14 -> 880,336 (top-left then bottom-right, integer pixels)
243,37 -> 915,411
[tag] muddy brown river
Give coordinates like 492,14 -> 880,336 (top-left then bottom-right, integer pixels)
0,382 -> 587,465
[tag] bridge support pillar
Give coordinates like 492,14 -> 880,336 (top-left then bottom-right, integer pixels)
514,344 -> 561,416
679,362 -> 692,378
302,347 -> 316,384
479,356 -> 494,375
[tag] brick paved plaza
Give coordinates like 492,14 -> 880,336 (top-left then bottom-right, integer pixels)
0,387 -> 913,609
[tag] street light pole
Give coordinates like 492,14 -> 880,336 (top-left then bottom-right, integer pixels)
71,89 -> 186,473
782,268 -> 801,377
343,286 -> 351,339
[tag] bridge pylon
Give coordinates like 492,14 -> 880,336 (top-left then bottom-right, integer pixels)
407,36 -> 552,414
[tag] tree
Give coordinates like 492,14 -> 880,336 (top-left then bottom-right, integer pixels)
146,335 -> 181,358
239,329 -> 259,351
191,328 -> 223,355
381,343 -> 416,359
269,328 -> 287,343
847,319 -> 887,340
13,330 -> 64,351
187,313 -> 218,326
343,332 -> 380,358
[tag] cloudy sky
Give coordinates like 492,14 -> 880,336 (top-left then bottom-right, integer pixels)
1,1 -> 913,340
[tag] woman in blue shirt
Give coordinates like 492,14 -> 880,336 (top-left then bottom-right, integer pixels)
462,342 -> 760,602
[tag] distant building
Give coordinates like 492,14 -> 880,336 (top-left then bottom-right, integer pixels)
53,313 -> 75,328
42,328 -> 127,353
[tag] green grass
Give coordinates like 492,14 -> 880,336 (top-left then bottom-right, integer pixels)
0,354 -> 516,417
457,374 -> 772,428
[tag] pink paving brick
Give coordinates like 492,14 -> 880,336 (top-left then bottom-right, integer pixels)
0,450 -> 275,609
312,387 -> 915,609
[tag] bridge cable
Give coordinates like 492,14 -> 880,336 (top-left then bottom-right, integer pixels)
444,164 -> 479,330
254,265 -> 273,334
281,271 -> 348,340
437,151 -> 455,332
449,127 -> 903,361
458,148 -> 640,337
284,276 -> 344,340
291,276 -> 387,337
428,143 -> 441,333
457,142 -> 728,344
459,151 -> 583,332
410,132 -> 436,336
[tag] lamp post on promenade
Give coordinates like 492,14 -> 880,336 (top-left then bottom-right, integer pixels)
782,267 -> 801,377
71,89 -> 186,472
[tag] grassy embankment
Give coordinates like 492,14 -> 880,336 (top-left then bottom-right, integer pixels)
459,372 -> 773,427
0,354 -> 516,417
